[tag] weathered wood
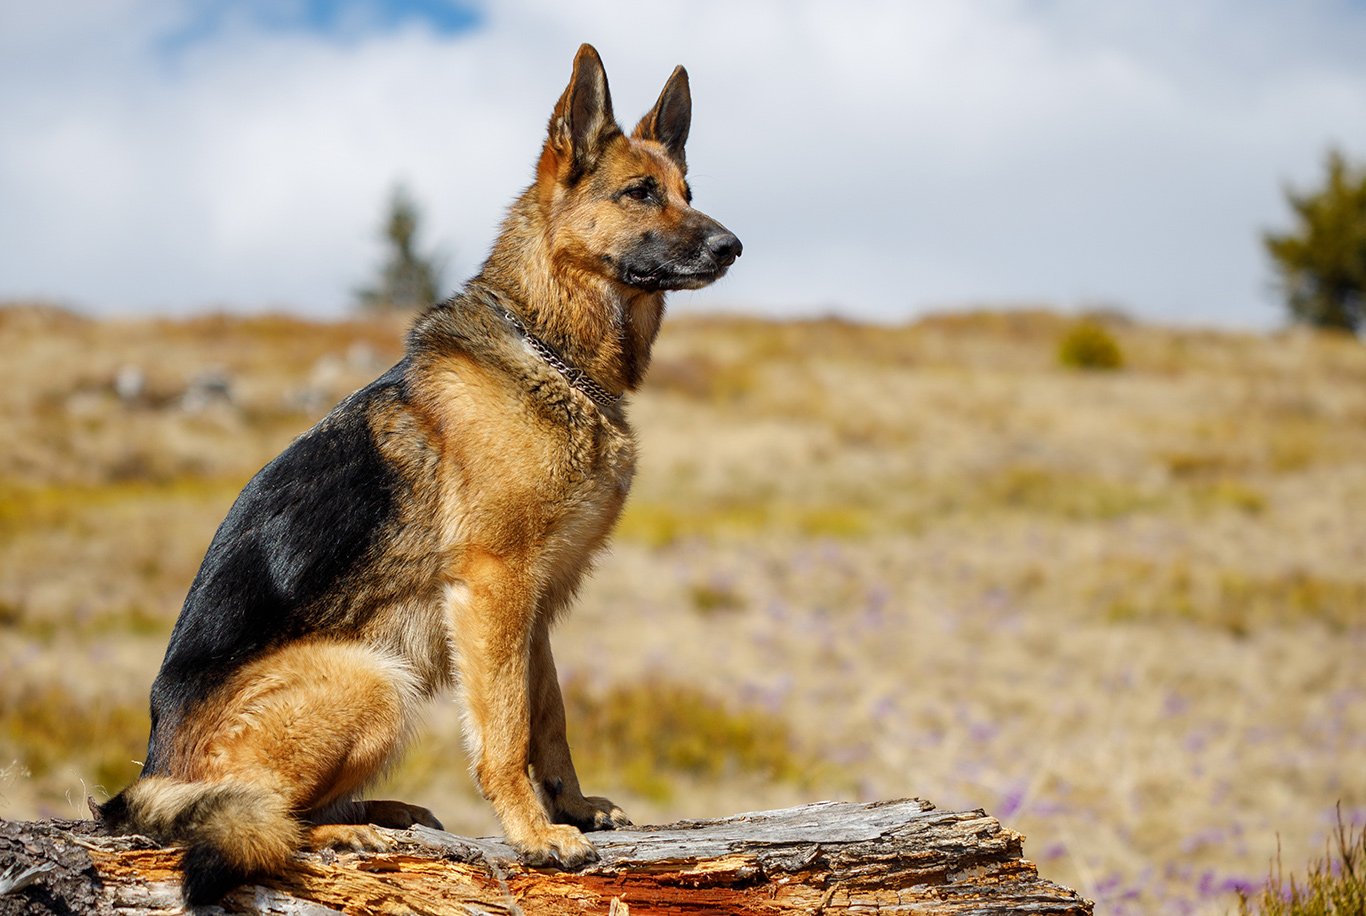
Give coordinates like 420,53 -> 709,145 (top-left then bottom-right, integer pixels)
0,799 -> 1092,914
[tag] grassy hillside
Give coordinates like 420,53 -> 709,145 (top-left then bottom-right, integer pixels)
1,303 -> 1364,914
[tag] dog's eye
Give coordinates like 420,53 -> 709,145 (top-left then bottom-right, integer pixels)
624,186 -> 652,202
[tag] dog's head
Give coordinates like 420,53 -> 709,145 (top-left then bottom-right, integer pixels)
535,44 -> 741,294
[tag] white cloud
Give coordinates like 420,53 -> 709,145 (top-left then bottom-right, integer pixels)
2,0 -> 1365,325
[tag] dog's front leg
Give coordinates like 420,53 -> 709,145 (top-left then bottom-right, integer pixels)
452,549 -> 598,868
528,617 -> 631,831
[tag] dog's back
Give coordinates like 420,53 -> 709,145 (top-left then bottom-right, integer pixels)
144,366 -> 409,763
98,365 -> 433,901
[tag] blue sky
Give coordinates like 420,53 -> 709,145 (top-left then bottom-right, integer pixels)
2,1 -> 1366,327
157,0 -> 482,55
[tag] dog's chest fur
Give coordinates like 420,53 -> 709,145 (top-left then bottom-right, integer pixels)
356,315 -> 637,694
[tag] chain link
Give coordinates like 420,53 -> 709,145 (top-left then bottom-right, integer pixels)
501,309 -> 622,410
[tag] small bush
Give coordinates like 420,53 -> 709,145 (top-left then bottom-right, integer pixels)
688,582 -> 745,616
1100,560 -> 1366,634
1238,807 -> 1366,915
1058,320 -> 1124,370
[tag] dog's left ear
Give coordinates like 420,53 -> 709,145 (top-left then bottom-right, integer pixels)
633,65 -> 691,171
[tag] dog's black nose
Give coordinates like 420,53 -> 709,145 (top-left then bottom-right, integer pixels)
707,231 -> 743,267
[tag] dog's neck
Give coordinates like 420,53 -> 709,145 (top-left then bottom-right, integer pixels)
475,190 -> 665,395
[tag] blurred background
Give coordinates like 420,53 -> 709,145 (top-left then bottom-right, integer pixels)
3,3 -> 1366,915
6,0 -> 1366,322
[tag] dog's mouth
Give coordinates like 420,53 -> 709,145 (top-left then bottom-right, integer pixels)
621,263 -> 732,292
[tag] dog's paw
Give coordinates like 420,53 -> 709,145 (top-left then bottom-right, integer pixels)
515,823 -> 599,869
306,823 -> 395,853
554,794 -> 632,832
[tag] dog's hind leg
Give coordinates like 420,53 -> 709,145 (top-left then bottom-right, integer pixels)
179,640 -> 425,853
527,618 -> 630,831
117,640 -> 425,901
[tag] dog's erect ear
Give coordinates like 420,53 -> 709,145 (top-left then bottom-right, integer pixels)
547,43 -> 619,181
633,65 -> 691,171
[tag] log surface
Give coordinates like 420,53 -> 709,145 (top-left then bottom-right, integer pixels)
0,798 -> 1093,914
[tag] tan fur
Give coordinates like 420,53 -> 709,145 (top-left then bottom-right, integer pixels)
114,778 -> 302,875
105,44 -> 738,888
166,642 -> 423,808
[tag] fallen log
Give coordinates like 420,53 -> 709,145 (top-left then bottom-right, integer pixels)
1,798 -> 1092,914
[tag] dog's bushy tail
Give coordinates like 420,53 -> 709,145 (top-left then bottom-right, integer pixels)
95,777 -> 301,906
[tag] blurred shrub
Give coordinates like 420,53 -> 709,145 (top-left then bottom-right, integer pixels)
355,185 -> 445,313
1238,807 -> 1366,915
1058,320 -> 1124,370
646,352 -> 762,403
0,477 -> 238,541
0,684 -> 147,793
1101,560 -> 1365,634
688,581 -> 745,616
981,466 -> 1156,519
1193,478 -> 1267,515
1264,148 -> 1366,333
616,500 -> 871,547
563,679 -> 813,802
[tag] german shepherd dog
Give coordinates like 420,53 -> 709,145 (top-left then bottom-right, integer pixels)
95,43 -> 740,905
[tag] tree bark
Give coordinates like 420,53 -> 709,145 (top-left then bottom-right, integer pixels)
1,798 -> 1092,914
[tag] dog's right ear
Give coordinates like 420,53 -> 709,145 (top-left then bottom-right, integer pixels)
545,43 -> 620,183
633,65 -> 691,171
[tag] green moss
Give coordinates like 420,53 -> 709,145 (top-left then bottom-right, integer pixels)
374,678 -> 825,808
1220,571 -> 1366,632
620,467 -> 1169,545
563,679 -> 818,803
793,506 -> 872,537
615,500 -> 875,547
0,476 -> 242,540
979,466 -> 1160,519
1193,478 -> 1267,515
615,501 -> 759,547
1101,561 -> 1366,633
0,684 -> 147,791
3,480 -> 120,529
1161,449 -> 1245,479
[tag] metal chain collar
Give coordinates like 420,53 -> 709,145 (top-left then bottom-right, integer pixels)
501,309 -> 623,410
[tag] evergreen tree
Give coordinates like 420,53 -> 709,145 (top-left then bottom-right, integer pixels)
356,186 -> 444,312
1264,149 -> 1366,333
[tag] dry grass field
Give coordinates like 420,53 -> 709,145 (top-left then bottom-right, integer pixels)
1,302 -> 1364,914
